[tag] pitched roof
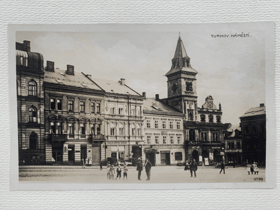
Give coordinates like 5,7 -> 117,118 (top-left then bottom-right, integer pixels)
143,98 -> 184,117
165,36 -> 198,76
240,105 -> 266,118
91,78 -> 141,96
44,68 -> 102,91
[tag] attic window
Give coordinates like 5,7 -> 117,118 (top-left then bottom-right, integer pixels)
59,72 -> 65,76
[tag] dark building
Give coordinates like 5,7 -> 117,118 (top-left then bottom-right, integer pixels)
162,36 -> 225,166
240,104 -> 266,166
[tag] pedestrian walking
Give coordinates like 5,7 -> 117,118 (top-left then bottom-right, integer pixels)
246,164 -> 251,175
219,161 -> 225,174
99,160 -> 103,170
109,164 -> 115,180
253,162 -> 259,175
144,159 -> 152,181
250,164 -> 254,174
136,157 -> 143,180
115,165 -> 122,180
107,164 -> 111,179
123,165 -> 128,180
82,156 -> 86,169
190,159 -> 197,177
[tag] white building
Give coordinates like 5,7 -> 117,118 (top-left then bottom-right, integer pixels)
143,95 -> 185,166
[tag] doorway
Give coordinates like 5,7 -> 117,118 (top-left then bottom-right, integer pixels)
202,150 -> 209,165
68,145 -> 74,165
160,152 -> 170,165
192,150 -> 199,163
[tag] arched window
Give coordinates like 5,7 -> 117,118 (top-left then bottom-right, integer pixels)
29,132 -> 38,149
28,80 -> 37,96
29,106 -> 37,122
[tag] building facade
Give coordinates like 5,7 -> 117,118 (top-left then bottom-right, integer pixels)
143,96 -> 185,166
162,36 -> 225,166
224,124 -> 242,165
240,103 -> 266,166
90,78 -> 145,164
17,41 -> 45,164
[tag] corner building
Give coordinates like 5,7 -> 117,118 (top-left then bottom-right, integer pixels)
162,36 -> 225,166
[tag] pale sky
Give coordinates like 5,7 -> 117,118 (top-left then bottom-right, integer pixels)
16,24 -> 265,125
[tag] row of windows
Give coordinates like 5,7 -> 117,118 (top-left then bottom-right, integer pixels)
188,129 -> 220,141
226,142 -> 241,149
50,98 -> 100,113
146,120 -> 181,129
200,114 -> 221,123
109,106 -> 141,116
50,122 -> 101,137
244,124 -> 265,135
110,127 -> 141,136
146,136 -> 181,144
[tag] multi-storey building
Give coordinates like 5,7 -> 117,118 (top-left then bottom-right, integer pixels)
224,124 -> 242,165
143,95 -> 185,166
161,36 -> 225,166
44,63 -> 106,165
240,103 -> 266,166
90,78 -> 145,163
16,41 -> 45,164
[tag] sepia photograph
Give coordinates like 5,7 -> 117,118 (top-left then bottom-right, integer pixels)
9,23 -> 274,189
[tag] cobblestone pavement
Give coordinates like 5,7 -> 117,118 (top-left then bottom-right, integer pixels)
19,166 -> 266,183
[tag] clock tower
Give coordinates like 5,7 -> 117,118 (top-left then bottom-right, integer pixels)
166,35 -> 198,121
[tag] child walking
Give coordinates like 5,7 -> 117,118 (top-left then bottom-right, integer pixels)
115,165 -> 122,180
246,164 -> 251,175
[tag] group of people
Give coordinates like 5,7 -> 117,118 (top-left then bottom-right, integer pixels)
107,162 -> 128,180
247,162 -> 259,175
184,159 -> 198,177
106,158 -> 152,181
136,157 -> 152,181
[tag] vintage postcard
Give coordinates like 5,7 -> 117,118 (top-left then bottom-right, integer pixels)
9,23 -> 275,190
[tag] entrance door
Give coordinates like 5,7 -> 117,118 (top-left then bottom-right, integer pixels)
81,145 -> 87,161
192,150 -> 199,163
161,153 -> 166,165
202,150 -> 209,165
166,153 -> 170,165
68,145 -> 74,165
92,145 -> 100,165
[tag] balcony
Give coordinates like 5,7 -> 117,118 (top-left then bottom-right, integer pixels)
48,134 -> 67,142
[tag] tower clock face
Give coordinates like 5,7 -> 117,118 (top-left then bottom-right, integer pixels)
171,83 -> 178,93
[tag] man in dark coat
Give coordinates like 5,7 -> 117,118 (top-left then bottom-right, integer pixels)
144,159 -> 152,181
219,161 -> 225,174
190,159 -> 198,177
136,158 -> 143,180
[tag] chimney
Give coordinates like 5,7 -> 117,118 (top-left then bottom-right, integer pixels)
260,103 -> 264,107
23,40 -> 30,52
142,92 -> 146,98
86,74 -> 92,79
155,94 -> 159,101
120,78 -> 125,86
46,61 -> 55,72
66,65 -> 74,75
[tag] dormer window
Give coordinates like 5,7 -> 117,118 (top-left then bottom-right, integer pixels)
200,114 -> 206,122
216,116 -> 221,123
209,115 -> 213,123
